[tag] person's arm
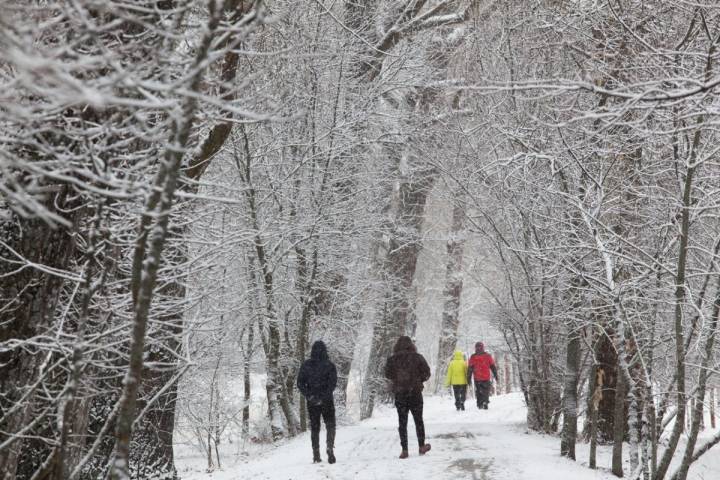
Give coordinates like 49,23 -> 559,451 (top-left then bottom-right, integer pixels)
419,354 -> 431,382
466,355 -> 474,385
490,356 -> 499,382
297,363 -> 308,397
444,362 -> 452,387
384,357 -> 393,380
329,362 -> 338,392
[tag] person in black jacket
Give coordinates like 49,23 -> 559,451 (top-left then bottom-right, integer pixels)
297,340 -> 338,464
384,336 -> 432,459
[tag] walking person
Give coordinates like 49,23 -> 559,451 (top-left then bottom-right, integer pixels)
467,342 -> 498,410
444,350 -> 468,411
297,340 -> 337,464
384,336 -> 432,459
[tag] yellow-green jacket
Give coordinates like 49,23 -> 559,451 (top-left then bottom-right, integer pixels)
444,350 -> 468,386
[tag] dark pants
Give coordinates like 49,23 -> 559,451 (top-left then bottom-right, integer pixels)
475,380 -> 491,409
308,401 -> 336,452
452,385 -> 467,410
394,391 -> 425,450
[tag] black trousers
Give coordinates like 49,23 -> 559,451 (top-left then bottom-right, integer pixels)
308,401 -> 336,452
452,385 -> 467,409
394,391 -> 425,450
475,380 -> 492,408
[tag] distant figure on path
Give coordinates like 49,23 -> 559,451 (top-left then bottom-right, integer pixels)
384,336 -> 432,459
467,341 -> 498,410
297,340 -> 337,464
444,350 -> 468,411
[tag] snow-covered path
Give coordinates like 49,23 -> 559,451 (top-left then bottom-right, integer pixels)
177,392 -> 719,480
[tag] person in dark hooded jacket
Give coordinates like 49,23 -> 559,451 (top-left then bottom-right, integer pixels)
297,340 -> 338,464
384,336 -> 432,459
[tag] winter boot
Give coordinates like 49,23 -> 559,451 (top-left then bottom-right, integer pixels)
419,443 -> 431,455
326,424 -> 336,464
399,450 -> 409,459
313,448 -> 322,463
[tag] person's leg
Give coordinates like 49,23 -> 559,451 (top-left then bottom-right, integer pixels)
478,381 -> 490,408
322,401 -> 337,463
409,392 -> 430,454
452,385 -> 461,410
395,393 -> 410,456
409,392 -> 425,446
459,385 -> 467,410
474,381 -> 483,409
308,404 -> 322,461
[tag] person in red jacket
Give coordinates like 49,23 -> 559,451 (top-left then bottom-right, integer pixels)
467,342 -> 498,410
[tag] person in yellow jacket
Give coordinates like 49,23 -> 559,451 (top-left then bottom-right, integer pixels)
444,350 -> 468,411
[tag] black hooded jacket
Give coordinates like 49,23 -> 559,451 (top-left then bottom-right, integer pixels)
297,341 -> 337,405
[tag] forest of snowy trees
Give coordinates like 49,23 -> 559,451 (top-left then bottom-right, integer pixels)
1,1 -> 720,479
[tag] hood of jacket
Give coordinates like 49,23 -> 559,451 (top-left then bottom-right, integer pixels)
453,350 -> 464,361
310,340 -> 329,361
393,335 -> 417,354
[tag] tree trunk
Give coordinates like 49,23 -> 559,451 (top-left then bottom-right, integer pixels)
435,200 -> 466,392
628,374 -> 641,475
654,154 -> 697,480
360,172 -> 435,420
330,307 -> 363,415
129,265 -> 183,480
53,211 -> 108,480
237,124 -> 297,439
612,365 -> 626,477
589,367 -> 603,469
292,244 -> 319,432
669,283 -> 720,480
126,1 -> 259,476
0,195 -> 78,480
242,321 -> 254,438
592,328 -> 619,444
504,354 -> 512,394
560,325 -> 581,460
110,4 -> 225,475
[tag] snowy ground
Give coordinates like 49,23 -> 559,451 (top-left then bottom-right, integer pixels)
175,391 -> 720,480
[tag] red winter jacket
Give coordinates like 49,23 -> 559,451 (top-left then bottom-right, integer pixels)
468,352 -> 498,382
